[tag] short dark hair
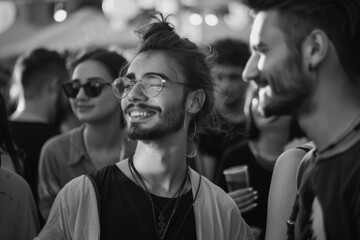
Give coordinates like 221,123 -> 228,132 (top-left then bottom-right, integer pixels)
0,92 -> 23,175
71,48 -> 128,80
12,48 -> 69,99
211,38 -> 250,68
243,0 -> 360,84
132,12 -> 217,156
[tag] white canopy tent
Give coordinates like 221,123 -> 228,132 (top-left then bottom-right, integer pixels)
0,7 -> 139,60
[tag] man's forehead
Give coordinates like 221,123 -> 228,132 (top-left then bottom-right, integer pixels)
250,11 -> 282,46
127,51 -> 179,80
128,52 -> 173,71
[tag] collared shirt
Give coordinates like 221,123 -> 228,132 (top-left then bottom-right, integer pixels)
36,167 -> 255,240
38,125 -> 107,220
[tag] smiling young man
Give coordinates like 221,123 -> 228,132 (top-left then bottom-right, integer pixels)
241,0 -> 360,239
36,13 -> 254,240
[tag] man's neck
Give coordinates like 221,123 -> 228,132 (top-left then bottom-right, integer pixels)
299,81 -> 360,152
131,134 -> 189,197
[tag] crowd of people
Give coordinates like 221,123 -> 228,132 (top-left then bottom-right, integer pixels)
0,0 -> 359,239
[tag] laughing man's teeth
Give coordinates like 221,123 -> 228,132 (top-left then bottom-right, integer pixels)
129,111 -> 155,117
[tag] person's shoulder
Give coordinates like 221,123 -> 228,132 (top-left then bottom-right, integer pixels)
62,174 -> 91,191
0,168 -> 32,198
39,175 -> 99,239
272,143 -> 315,187
42,125 -> 84,149
198,175 -> 237,206
55,175 -> 93,203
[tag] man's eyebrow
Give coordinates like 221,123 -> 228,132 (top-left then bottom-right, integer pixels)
144,72 -> 170,80
87,77 -> 105,82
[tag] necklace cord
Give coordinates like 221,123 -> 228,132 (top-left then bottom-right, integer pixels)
128,155 -> 190,240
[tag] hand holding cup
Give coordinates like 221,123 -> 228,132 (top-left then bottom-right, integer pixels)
223,165 -> 258,213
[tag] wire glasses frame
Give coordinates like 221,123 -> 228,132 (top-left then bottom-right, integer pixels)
112,74 -> 190,99
62,81 -> 111,98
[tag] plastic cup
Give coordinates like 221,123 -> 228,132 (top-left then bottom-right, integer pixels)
223,165 -> 250,191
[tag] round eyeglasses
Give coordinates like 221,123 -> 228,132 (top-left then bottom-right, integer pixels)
62,80 -> 111,99
112,74 -> 190,99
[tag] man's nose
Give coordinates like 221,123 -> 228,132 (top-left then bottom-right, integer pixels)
127,81 -> 147,102
242,54 -> 260,84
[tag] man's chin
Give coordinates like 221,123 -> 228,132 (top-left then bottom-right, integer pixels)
124,127 -> 163,141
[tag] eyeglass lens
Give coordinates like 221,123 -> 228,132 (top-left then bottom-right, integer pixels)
112,75 -> 164,99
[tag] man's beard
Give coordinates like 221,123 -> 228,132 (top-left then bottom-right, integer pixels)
259,52 -> 316,117
124,103 -> 185,141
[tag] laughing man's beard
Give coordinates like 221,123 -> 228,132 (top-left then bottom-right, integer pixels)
124,105 -> 185,141
261,53 -> 315,117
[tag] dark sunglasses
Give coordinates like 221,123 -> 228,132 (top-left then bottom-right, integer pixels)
62,80 -> 111,98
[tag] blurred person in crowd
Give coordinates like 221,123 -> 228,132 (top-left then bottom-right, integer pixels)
0,92 -> 40,240
215,84 -> 305,240
242,0 -> 360,239
9,48 -> 69,217
0,65 -> 15,114
0,64 -> 25,173
197,38 -> 250,181
36,13 -> 255,240
38,48 -> 136,221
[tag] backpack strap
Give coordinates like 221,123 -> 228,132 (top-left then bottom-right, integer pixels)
86,174 -> 101,218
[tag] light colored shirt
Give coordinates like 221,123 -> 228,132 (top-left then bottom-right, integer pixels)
36,168 -> 255,240
38,125 -> 99,220
0,168 -> 39,240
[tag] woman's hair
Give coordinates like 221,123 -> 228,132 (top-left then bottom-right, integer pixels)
132,12 -> 218,157
71,48 -> 128,80
0,93 -> 23,175
70,48 -> 128,128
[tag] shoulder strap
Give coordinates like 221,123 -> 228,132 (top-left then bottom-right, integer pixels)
86,174 -> 101,218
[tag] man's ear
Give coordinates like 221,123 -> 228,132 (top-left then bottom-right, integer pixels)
186,89 -> 205,114
302,29 -> 329,71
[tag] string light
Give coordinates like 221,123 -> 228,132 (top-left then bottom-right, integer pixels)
204,12 -> 218,26
188,13 -> 202,26
53,2 -> 67,22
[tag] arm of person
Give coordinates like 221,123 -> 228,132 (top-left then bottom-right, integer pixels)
0,168 -> 40,240
36,175 -> 100,240
38,143 -> 63,221
16,174 -> 40,240
265,148 -> 308,240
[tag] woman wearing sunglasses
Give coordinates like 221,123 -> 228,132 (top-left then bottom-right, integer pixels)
38,48 -> 136,221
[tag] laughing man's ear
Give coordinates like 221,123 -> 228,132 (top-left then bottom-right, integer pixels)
302,29 -> 329,71
186,89 -> 205,114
